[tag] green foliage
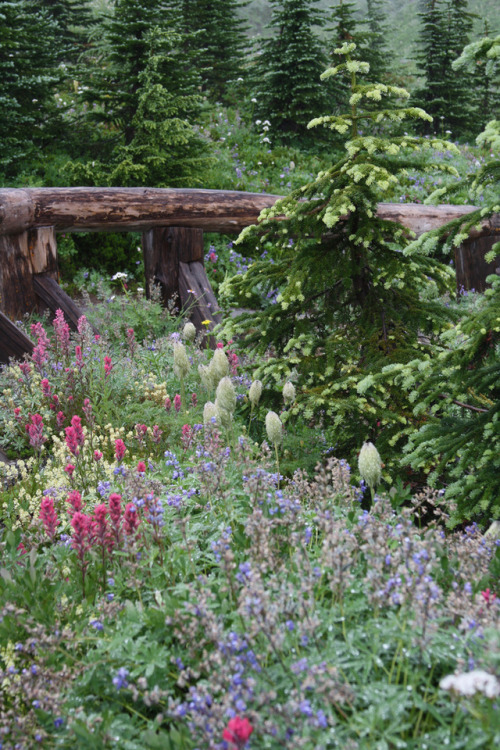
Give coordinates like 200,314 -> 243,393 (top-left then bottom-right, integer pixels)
387,39 -> 500,524
65,4 -> 213,187
414,0 -> 478,136
0,0 -> 63,177
220,43 -> 458,476
389,276 -> 500,525
251,0 -> 330,142
181,0 -> 249,102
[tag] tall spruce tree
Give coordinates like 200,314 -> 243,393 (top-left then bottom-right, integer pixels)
67,9 -> 212,186
252,0 -> 329,142
84,0 -> 175,146
364,0 -> 389,83
32,0 -> 95,64
181,0 -> 249,101
221,42 -> 458,475
415,0 -> 476,136
0,0 -> 62,178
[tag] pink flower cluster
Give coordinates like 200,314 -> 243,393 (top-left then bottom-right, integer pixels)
222,717 -> 253,749
31,322 -> 50,371
25,413 -> 47,450
65,415 -> 85,456
53,308 -> 70,357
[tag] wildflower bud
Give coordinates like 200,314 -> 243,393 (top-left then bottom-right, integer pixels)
199,364 -> 215,392
358,441 -> 382,490
249,379 -> 263,406
283,381 -> 296,404
265,411 -> 282,446
216,376 -> 236,415
212,348 -> 230,382
203,401 -> 218,426
173,342 -> 190,380
183,321 -> 197,342
215,400 -> 232,429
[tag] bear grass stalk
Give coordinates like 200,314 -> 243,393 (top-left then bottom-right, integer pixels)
221,42 -> 459,479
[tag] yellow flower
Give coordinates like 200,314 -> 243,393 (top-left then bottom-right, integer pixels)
201,319 -> 212,326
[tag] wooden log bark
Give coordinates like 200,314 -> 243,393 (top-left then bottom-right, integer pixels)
179,261 -> 222,341
0,231 -> 38,320
142,226 -> 204,309
454,214 -> 500,292
0,310 -> 34,364
0,227 -> 59,320
0,188 -> 283,235
33,275 -> 96,333
0,188 -> 492,237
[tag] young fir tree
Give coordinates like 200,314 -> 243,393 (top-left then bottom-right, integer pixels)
220,42 -> 459,475
252,0 -> 329,142
0,0 -> 62,179
390,36 -> 500,524
181,0 -> 249,102
68,24 -> 212,187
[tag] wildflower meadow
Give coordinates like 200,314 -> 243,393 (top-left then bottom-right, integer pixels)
0,285 -> 498,749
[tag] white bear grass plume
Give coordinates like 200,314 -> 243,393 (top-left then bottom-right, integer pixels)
266,410 -> 283,487
358,441 -> 382,510
248,379 -> 263,434
215,376 -> 237,432
283,381 -> 296,406
203,401 -> 218,428
183,321 -> 197,343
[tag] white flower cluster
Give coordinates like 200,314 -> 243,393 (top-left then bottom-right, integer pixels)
439,670 -> 500,699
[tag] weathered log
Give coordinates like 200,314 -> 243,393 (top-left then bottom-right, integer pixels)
142,226 -> 204,308
454,213 -> 500,292
0,310 -> 34,364
179,261 -> 222,340
33,275 -> 96,333
0,187 -> 492,237
0,227 -> 59,320
0,188 -> 283,235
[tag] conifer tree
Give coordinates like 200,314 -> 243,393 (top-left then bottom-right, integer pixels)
68,20 -> 212,187
364,0 -> 389,83
181,0 -> 249,101
32,0 -> 95,63
326,0 -> 368,113
0,0 -> 61,178
393,36 -> 500,523
85,0 -> 175,146
415,0 -> 476,136
221,43 -> 458,473
252,0 -> 329,142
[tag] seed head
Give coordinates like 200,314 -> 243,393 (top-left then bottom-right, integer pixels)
173,342 -> 190,380
211,348 -> 230,383
249,379 -> 263,406
358,442 -> 382,490
183,321 -> 197,342
198,364 -> 215,392
216,376 -> 236,415
203,401 -> 218,426
215,401 -> 232,429
266,411 -> 282,446
283,381 -> 296,405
